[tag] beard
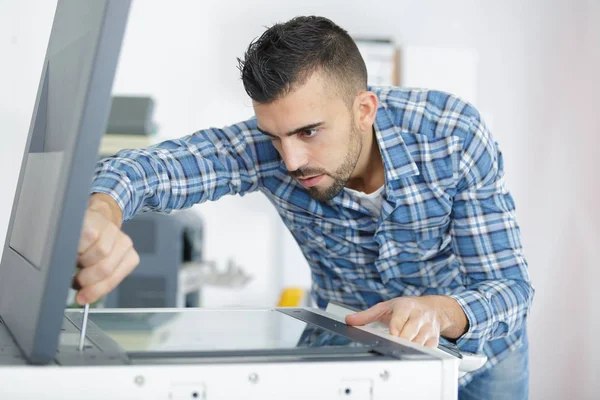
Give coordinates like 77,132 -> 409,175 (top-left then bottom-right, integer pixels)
289,121 -> 362,202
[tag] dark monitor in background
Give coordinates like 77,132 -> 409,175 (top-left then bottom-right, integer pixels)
0,0 -> 130,364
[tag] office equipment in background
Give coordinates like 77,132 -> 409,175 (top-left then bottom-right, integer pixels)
98,95 -> 157,156
102,209 -> 219,308
107,95 -> 156,135
98,92 -> 251,309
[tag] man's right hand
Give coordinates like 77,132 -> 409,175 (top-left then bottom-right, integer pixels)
74,193 -> 139,305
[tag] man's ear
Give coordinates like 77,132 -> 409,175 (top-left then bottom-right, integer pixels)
354,91 -> 378,131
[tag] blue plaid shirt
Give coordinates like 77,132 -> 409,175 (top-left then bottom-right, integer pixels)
91,87 -> 533,385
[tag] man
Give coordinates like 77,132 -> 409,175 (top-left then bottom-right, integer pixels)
75,16 -> 533,398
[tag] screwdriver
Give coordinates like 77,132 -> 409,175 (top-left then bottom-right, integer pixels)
78,303 -> 89,352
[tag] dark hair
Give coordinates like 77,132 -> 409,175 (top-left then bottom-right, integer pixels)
238,16 -> 367,105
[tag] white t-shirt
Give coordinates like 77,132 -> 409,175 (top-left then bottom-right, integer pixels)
343,185 -> 385,216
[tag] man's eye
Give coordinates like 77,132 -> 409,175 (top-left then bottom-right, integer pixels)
301,129 -> 318,138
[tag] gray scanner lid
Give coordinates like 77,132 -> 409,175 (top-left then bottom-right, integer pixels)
0,0 -> 130,364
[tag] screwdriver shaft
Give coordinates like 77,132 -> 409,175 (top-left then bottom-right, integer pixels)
78,303 -> 89,352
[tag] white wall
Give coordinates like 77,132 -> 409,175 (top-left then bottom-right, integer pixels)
517,2 -> 600,398
0,0 -> 56,263
1,1 -> 598,398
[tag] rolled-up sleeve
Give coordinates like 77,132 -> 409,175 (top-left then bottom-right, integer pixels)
91,119 -> 278,221
449,114 -> 534,353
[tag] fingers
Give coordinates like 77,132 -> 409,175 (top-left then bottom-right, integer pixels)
76,246 -> 139,305
345,300 -> 392,326
391,316 -> 440,348
410,321 -> 440,348
77,222 -> 120,268
388,299 -> 441,348
76,233 -> 133,288
75,204 -> 139,306
424,336 -> 439,349
78,225 -> 99,255
77,210 -> 106,254
346,298 -> 442,349
389,311 -> 410,336
411,325 -> 436,346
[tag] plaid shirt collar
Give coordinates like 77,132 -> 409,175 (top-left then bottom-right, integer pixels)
328,96 -> 421,218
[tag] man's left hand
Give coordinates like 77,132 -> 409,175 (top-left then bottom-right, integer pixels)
345,295 -> 468,348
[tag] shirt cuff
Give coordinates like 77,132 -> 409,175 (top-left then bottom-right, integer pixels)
449,290 -> 494,353
90,167 -> 134,222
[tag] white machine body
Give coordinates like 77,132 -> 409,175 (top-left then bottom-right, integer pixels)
0,307 -> 465,400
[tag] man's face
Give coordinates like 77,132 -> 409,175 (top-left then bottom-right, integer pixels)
253,72 -> 362,202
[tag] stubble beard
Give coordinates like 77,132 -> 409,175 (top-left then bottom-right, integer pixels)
304,123 -> 362,202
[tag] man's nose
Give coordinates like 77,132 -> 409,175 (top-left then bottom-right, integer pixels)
280,139 -> 307,173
